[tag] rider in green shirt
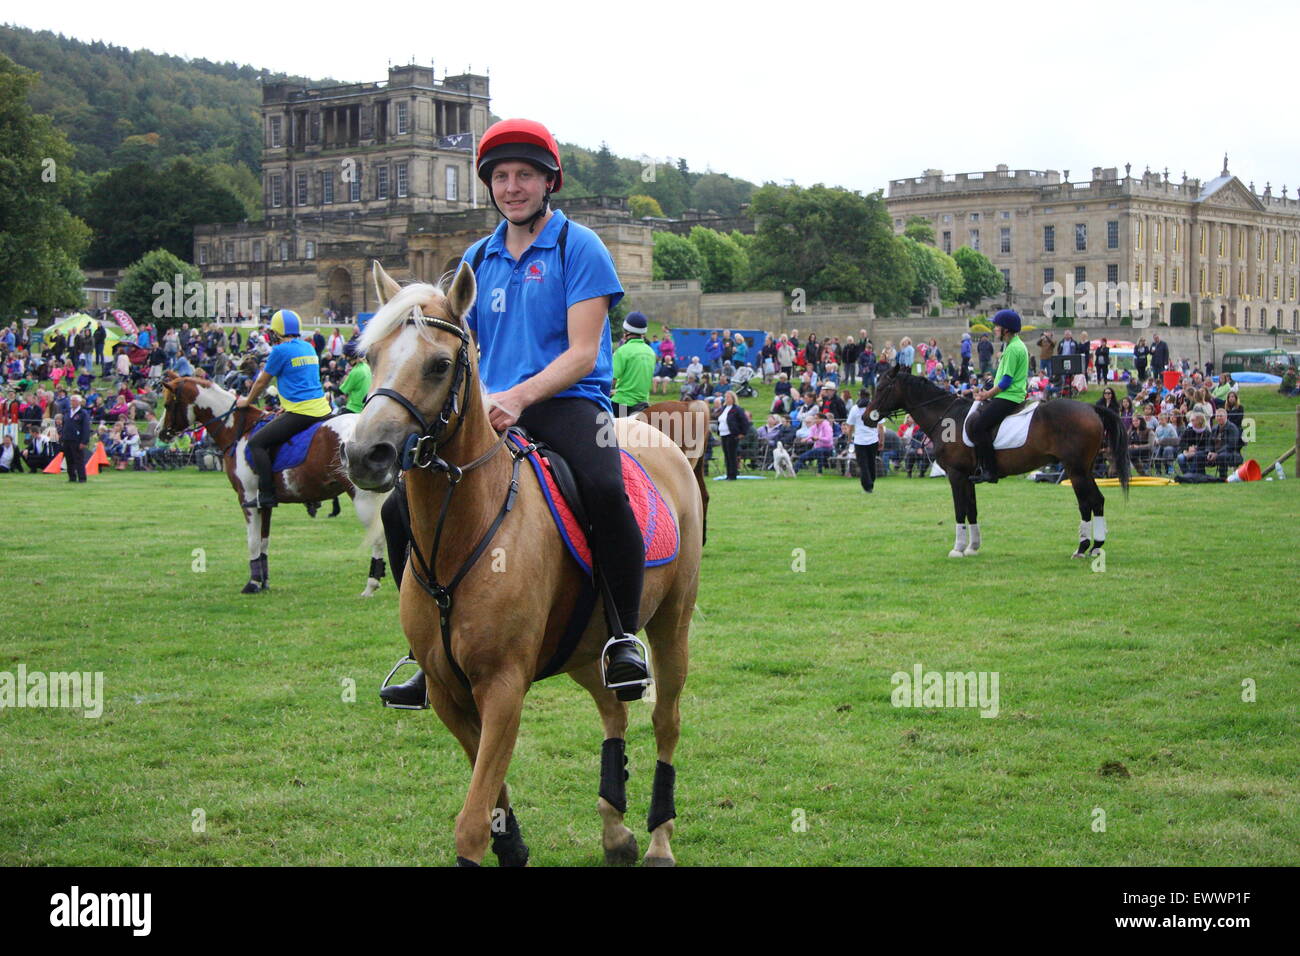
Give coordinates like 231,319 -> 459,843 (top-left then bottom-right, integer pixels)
339,358 -> 371,414
968,309 -> 1028,484
611,311 -> 656,417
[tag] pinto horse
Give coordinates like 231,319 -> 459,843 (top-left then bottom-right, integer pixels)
159,372 -> 387,594
344,261 -> 702,867
864,364 -> 1129,558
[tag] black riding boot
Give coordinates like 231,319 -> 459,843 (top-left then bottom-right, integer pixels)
379,668 -> 427,707
970,443 -> 999,483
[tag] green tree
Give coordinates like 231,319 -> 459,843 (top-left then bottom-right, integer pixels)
0,55 -> 91,318
899,236 -> 963,306
651,231 -> 704,281
903,215 -> 935,245
114,248 -> 202,330
688,226 -> 748,292
628,194 -> 665,219
84,157 -> 245,267
590,141 -> 624,195
208,161 -> 262,220
689,173 -> 752,217
636,160 -> 692,217
747,183 -> 914,313
952,246 -> 1005,307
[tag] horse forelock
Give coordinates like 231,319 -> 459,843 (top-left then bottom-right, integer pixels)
358,282 -> 459,356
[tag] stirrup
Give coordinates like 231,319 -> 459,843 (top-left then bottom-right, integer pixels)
600,634 -> 653,697
380,655 -> 429,710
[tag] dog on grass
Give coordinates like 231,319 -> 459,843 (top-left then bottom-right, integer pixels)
772,441 -> 796,478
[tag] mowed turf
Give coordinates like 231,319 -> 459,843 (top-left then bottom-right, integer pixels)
1,391 -> 1297,866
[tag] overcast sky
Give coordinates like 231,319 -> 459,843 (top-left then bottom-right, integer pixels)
11,0 -> 1298,196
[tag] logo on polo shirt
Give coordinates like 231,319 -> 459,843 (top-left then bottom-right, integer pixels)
525,261 -> 547,282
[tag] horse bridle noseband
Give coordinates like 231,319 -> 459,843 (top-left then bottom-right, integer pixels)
364,312 -> 534,692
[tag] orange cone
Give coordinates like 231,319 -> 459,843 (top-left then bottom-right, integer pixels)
43,452 -> 64,474
86,442 -> 109,476
1227,459 -> 1262,483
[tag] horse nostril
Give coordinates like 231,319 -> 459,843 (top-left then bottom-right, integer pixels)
364,442 -> 396,469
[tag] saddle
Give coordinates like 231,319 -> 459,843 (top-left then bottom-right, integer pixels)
962,400 -> 1039,450
235,414 -> 336,472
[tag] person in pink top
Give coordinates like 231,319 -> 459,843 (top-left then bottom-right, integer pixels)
794,411 -> 834,474
658,329 -> 675,360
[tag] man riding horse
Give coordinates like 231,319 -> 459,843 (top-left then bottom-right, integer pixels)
380,117 -> 650,706
966,309 -> 1029,484
236,309 -> 332,509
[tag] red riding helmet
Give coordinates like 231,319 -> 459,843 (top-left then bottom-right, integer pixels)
477,118 -> 563,192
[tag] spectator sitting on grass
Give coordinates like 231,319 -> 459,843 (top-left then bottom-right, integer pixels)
1128,415 -> 1153,476
793,411 -> 834,474
1176,411 -> 1212,475
1207,408 -> 1242,477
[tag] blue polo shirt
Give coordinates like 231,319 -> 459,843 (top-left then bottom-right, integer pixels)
461,210 -> 623,413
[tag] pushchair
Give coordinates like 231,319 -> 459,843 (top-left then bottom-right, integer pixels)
733,365 -> 758,398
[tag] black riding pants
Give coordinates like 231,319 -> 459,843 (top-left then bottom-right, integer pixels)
247,411 -> 326,494
854,442 -> 878,491
518,398 -> 643,635
965,398 -> 1017,471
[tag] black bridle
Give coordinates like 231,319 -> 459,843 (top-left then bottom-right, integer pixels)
362,312 -> 532,692
867,368 -> 967,444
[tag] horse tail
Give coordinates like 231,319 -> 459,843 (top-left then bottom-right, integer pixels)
1093,404 -> 1130,498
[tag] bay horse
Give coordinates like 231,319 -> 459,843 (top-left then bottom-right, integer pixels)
159,372 -> 387,595
864,364 -> 1129,558
344,261 -> 702,867
635,399 -> 710,544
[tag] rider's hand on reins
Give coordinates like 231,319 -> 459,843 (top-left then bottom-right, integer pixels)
487,393 -> 520,431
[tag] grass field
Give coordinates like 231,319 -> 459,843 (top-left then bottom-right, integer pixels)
1,386 -> 1297,866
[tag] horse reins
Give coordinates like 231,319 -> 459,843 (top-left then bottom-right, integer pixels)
366,313 -> 532,691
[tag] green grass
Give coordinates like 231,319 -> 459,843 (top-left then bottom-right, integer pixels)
1,389 -> 1297,866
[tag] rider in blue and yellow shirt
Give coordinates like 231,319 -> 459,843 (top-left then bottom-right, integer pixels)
237,309 -> 331,508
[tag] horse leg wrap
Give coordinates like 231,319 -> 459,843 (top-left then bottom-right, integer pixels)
967,523 -> 981,552
369,556 -> 386,581
259,553 -> 268,588
600,737 -> 629,814
490,808 -> 529,868
647,760 -> 677,834
1091,516 -> 1107,550
952,523 -> 968,554
455,856 -> 480,867
1075,521 -> 1091,556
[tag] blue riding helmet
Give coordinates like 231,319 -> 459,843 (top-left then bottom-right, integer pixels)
992,309 -> 1022,334
270,309 -> 302,338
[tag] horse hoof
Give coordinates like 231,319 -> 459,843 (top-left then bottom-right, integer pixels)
643,854 -> 676,868
603,834 -> 639,866
963,547 -> 980,556
360,580 -> 379,598
241,581 -> 263,594
1070,551 -> 1088,559
948,549 -> 964,558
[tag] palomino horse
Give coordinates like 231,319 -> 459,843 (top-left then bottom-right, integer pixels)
635,399 -> 710,544
159,373 -> 387,595
864,364 -> 1129,558
344,261 -> 702,867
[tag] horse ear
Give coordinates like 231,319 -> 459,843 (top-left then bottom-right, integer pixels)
445,260 -> 477,323
372,260 -> 401,306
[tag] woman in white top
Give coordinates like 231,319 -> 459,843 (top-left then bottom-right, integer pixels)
327,328 -> 345,358
717,390 -> 748,480
846,387 -> 884,492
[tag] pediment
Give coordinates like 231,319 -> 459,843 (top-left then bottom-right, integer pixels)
1199,176 -> 1265,212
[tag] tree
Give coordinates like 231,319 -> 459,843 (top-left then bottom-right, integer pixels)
651,231 -> 704,281
628,194 -> 665,219
952,246 -> 1005,307
114,248 -> 202,330
590,141 -> 624,195
83,157 -> 245,267
688,226 -> 748,292
899,236 -> 963,306
689,173 -> 752,217
747,183 -> 914,313
636,159 -> 692,217
0,55 -> 91,318
903,215 -> 935,245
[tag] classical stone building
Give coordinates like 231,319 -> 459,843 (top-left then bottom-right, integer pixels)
886,160 -> 1300,331
194,64 -> 653,319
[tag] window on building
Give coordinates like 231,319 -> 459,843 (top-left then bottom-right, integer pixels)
446,165 -> 459,201
1000,268 -> 1010,290
396,102 -> 409,135
1290,276 -> 1296,301
199,245 -> 208,265
1174,223 -> 1181,252
377,166 -> 389,200
970,212 -> 980,222
1154,265 -> 1161,292
310,112 -> 320,143
224,242 -> 234,263
253,240 -> 263,262
1000,211 -> 1010,219
1075,223 -> 1087,252
1291,236 -> 1297,264
942,214 -> 952,224
1172,268 -> 1180,293
270,174 -> 283,208
1043,267 -> 1055,290
969,229 -> 980,251
942,230 -> 952,254
1273,275 -> 1280,298
321,170 -> 334,205
296,172 -> 308,206
894,218 -> 903,228
1257,273 -> 1264,297
1199,227 -> 1206,255
1238,231 -> 1245,259
269,116 -> 282,148
1107,220 -> 1118,249
1043,225 -> 1055,252
1155,222 -> 1162,252
279,240 -> 289,261
396,163 -> 408,198
1199,267 -> 1207,294
1218,229 -> 1225,257
1217,269 -> 1224,295
1000,227 -> 1011,254
349,168 -> 361,203
1137,220 -> 1144,250
1238,270 -> 1244,295
1074,266 -> 1086,291
1274,236 -> 1281,262
1293,309 -> 1299,331
1257,233 -> 1265,261
1245,307 -> 1251,328
1107,263 -> 1119,285
1135,263 -> 1143,286
305,241 -> 315,260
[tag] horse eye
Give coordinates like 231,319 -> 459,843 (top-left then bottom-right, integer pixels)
427,359 -> 452,377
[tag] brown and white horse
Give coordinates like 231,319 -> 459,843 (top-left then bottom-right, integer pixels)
344,261 -> 702,867
159,372 -> 386,595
